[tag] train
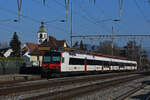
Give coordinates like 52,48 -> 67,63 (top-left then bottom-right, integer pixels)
41,50 -> 137,78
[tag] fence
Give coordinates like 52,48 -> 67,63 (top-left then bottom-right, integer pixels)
0,60 -> 41,75
0,60 -> 25,74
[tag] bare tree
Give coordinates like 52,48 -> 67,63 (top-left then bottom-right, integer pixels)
123,41 -> 140,61
97,40 -> 120,56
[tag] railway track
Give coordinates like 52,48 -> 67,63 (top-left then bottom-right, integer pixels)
115,80 -> 150,100
0,71 -> 148,100
0,72 -> 134,95
115,84 -> 146,100
23,74 -> 146,100
0,71 -> 141,88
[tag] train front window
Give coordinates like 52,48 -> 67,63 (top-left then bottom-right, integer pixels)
43,56 -> 51,63
43,52 -> 61,64
52,56 -> 61,64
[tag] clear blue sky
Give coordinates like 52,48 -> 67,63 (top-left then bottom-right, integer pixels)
0,0 -> 150,48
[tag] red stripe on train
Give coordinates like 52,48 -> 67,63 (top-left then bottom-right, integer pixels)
84,58 -> 87,72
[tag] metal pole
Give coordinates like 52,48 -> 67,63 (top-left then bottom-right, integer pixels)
70,1 -> 72,47
112,26 -> 114,56
118,0 -> 124,20
65,0 -> 68,22
17,0 -> 22,22
43,0 -> 46,5
132,41 -> 134,60
119,0 -> 121,20
139,39 -> 142,70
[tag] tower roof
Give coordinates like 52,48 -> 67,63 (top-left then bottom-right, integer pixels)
38,21 -> 47,33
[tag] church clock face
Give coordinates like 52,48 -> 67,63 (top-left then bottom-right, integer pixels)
39,39 -> 42,43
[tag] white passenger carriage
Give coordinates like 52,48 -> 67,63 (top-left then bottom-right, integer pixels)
60,52 -> 137,72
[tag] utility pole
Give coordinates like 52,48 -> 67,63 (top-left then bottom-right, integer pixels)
139,39 -> 142,70
17,0 -> 22,22
70,1 -> 73,47
131,41 -> 135,61
43,0 -> 46,5
65,0 -> 70,22
112,26 -> 114,56
118,0 -> 124,20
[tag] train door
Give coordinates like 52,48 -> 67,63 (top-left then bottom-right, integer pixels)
61,52 -> 69,72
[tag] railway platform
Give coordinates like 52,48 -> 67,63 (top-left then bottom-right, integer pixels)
0,74 -> 41,82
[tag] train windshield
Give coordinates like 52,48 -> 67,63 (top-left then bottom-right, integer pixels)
43,52 -> 61,64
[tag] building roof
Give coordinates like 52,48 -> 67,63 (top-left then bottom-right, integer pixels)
24,43 -> 39,51
0,48 -> 12,57
29,49 -> 45,56
29,36 -> 69,55
0,48 -> 10,54
38,22 -> 47,33
39,36 -> 68,48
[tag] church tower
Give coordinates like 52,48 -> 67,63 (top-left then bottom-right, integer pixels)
38,21 -> 47,44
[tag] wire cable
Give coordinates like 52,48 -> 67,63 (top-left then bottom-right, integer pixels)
0,7 -> 40,23
134,0 -> 150,26
53,0 -> 111,33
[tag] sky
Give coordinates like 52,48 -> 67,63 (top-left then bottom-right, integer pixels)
0,0 -> 150,48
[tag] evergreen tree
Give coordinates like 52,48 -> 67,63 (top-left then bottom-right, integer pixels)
80,40 -> 84,50
73,41 -> 78,48
10,32 -> 21,57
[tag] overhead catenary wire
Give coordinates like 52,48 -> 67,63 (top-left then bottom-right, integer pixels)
53,0 -> 111,33
32,0 -> 65,17
0,6 -> 40,23
0,24 -> 16,33
74,0 -> 111,33
134,0 -> 150,26
0,18 -> 14,23
0,6 -> 69,37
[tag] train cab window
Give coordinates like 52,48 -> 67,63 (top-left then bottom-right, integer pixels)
52,56 -> 61,64
43,56 -> 51,63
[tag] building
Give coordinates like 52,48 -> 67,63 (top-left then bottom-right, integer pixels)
38,21 -> 47,44
23,43 -> 39,62
0,48 -> 13,58
29,36 -> 68,66
38,36 -> 68,51
23,22 -> 69,66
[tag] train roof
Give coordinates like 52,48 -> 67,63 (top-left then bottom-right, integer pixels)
59,47 -> 131,61
30,47 -> 136,62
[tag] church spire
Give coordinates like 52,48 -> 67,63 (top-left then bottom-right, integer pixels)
38,21 -> 47,44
